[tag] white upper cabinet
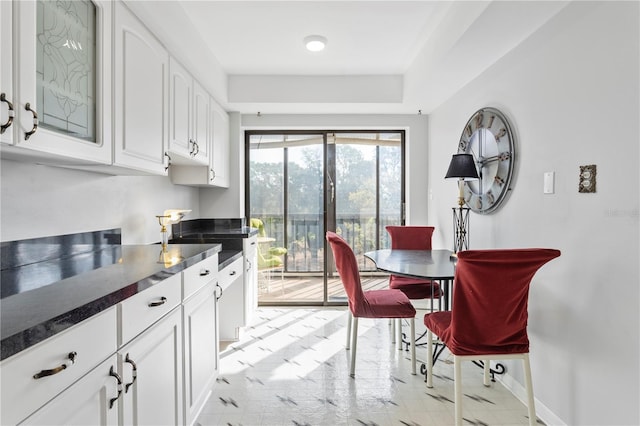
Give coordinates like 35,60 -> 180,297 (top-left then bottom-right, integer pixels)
1,1 -> 14,146
169,96 -> 228,187
7,0 -> 112,164
168,57 -> 192,162
168,57 -> 209,166
210,98 -> 230,188
113,1 -> 169,175
191,79 -> 210,164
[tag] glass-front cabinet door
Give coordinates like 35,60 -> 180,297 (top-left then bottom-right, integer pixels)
13,0 -> 111,164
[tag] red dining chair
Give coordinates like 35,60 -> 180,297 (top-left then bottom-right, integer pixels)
326,231 -> 417,376
424,248 -> 561,426
385,226 -> 443,348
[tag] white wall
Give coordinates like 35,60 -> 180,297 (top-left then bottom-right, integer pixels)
0,159 -> 200,244
202,113 -> 430,225
428,2 -> 639,424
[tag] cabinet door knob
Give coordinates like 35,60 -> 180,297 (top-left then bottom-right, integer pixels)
33,351 -> 77,379
108,366 -> 123,409
24,103 -> 38,140
124,353 -> 138,393
199,269 -> 210,276
148,296 -> 167,307
0,93 -> 14,134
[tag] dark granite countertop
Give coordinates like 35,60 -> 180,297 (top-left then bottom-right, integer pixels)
1,243 -> 221,361
218,249 -> 243,269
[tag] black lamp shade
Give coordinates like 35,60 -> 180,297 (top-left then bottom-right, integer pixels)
445,154 -> 479,179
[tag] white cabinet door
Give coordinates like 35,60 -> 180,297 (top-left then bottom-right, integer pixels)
182,284 -> 218,425
11,0 -> 112,163
20,356 -> 120,426
113,1 -> 169,175
244,236 -> 258,326
119,308 -> 183,425
168,56 -> 208,167
0,0 -> 13,145
0,307 -> 117,426
210,99 -> 230,187
218,258 -> 244,341
191,80 -> 210,165
168,57 -> 192,162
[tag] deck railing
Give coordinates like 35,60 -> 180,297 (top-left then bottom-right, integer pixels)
254,213 -> 400,273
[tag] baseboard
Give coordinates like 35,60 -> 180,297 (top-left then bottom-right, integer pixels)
497,367 -> 566,426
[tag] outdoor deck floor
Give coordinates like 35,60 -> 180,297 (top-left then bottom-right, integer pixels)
258,272 -> 390,304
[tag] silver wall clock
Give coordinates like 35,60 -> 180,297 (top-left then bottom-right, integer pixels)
457,107 -> 516,214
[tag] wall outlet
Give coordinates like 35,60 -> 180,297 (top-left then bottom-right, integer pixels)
579,165 -> 596,193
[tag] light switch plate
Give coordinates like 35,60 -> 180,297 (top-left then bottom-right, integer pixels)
544,172 -> 555,194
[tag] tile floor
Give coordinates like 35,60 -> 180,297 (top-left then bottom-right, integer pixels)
196,308 -> 540,426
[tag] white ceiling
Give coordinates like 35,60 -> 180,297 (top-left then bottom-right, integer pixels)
179,1 -> 452,75
125,1 -> 570,115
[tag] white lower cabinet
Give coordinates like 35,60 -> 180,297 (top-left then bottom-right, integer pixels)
21,355 -> 120,426
118,307 -> 183,425
0,307 -> 118,425
218,257 -> 245,342
3,252 -> 227,425
244,236 -> 258,327
182,284 -> 218,425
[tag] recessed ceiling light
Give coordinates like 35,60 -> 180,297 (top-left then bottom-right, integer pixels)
304,35 -> 327,52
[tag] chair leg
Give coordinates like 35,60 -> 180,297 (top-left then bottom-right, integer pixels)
426,329 -> 433,388
454,356 -> 463,426
350,317 -> 359,377
346,312 -> 352,350
396,319 -> 402,351
483,359 -> 490,386
410,318 -> 416,375
523,354 -> 537,426
390,319 -> 396,344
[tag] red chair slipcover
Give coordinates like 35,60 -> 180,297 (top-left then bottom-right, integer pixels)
327,231 -> 416,320
424,248 -> 561,356
326,231 -> 417,376
386,226 -> 443,300
423,248 -> 561,426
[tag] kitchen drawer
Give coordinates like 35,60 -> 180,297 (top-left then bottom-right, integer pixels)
118,273 -> 181,346
0,307 -> 117,426
182,253 -> 218,300
218,257 -> 243,291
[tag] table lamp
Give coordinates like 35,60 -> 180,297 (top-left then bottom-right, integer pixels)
156,209 -> 191,247
445,154 -> 478,252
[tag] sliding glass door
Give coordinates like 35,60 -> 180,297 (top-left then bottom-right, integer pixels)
246,130 -> 404,305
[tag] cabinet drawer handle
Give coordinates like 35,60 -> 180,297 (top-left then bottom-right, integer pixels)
229,270 -> 236,276
124,353 -> 137,393
246,259 -> 252,272
215,283 -> 223,301
1,93 -> 14,134
199,269 -> 210,276
108,366 -> 122,409
24,103 -> 38,140
33,351 -> 77,379
148,296 -> 167,307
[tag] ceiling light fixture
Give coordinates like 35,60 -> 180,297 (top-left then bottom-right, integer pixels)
304,35 -> 327,52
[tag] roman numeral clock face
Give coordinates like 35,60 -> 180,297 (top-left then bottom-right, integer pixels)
458,107 -> 516,214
